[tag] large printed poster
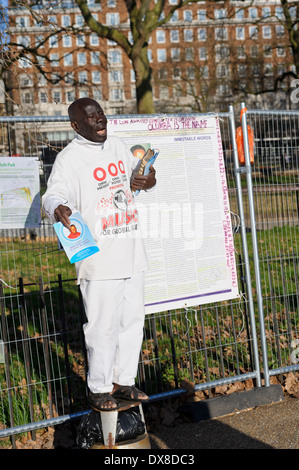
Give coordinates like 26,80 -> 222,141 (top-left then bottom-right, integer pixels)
0,157 -> 40,229
108,115 -> 239,314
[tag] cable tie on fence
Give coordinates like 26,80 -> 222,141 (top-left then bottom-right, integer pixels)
184,307 -> 198,324
237,293 -> 246,338
0,278 -> 17,289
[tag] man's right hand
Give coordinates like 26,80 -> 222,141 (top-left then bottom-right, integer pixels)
54,205 -> 72,230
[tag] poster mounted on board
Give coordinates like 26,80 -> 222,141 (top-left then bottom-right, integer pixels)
109,114 -> 239,314
0,157 -> 40,229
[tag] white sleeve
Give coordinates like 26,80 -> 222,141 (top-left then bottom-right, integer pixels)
42,155 -> 75,223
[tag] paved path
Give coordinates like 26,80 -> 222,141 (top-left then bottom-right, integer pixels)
149,397 -> 299,449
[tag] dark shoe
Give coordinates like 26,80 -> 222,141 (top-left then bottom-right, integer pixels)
112,385 -> 149,403
89,391 -> 119,412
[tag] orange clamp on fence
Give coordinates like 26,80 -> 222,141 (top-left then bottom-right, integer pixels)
236,108 -> 254,165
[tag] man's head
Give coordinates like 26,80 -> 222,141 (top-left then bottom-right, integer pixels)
68,98 -> 107,143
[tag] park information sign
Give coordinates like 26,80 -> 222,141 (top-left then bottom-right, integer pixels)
0,157 -> 40,229
108,114 -> 239,314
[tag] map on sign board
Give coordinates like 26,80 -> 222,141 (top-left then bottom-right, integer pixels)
0,157 -> 40,229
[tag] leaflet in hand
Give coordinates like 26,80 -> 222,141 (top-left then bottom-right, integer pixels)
53,212 -> 99,264
135,149 -> 159,196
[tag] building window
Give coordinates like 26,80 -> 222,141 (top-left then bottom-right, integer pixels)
159,86 -> 169,99
66,91 -> 75,103
187,67 -> 195,79
62,15 -> 71,27
157,49 -> 166,62
22,92 -> 33,104
39,92 -> 47,103
215,9 -> 226,19
110,88 -> 123,101
19,74 -> 32,87
109,70 -> 123,82
198,10 -> 206,21
16,16 -> 29,28
158,68 -> 167,80
78,71 -> 88,84
156,30 -> 166,43
35,35 -> 44,48
48,15 -> 57,26
276,25 -> 285,37
262,26 -> 271,39
184,10 -> 192,22
199,47 -> 207,60
171,48 -> 180,61
237,64 -> 246,77
52,91 -> 61,103
170,30 -> 179,43
92,71 -> 101,83
184,29 -> 193,42
264,45 -> 272,57
250,45 -> 258,57
93,89 -> 102,101
216,64 -> 228,78
235,10 -> 244,20
50,53 -> 59,67
236,27 -> 245,40
64,53 -> 73,66
170,10 -> 178,22
108,49 -> 122,64
215,45 -> 229,61
215,27 -> 228,41
49,35 -> 58,48
147,49 -> 152,62
237,46 -> 246,58
79,90 -> 89,98
77,35 -> 85,47
106,13 -> 119,25
249,8 -> 258,20
198,29 -> 206,41
275,7 -> 284,20
90,33 -> 99,46
91,51 -> 100,65
77,52 -> 87,65
65,72 -> 74,85
277,46 -> 285,57
63,35 -> 72,47
262,7 -> 271,19
18,35 -> 30,47
249,26 -> 258,39
76,15 -> 84,27
38,74 -> 47,87
185,47 -> 193,60
173,67 -> 180,80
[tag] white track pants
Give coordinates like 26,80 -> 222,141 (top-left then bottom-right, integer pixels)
79,272 -> 145,393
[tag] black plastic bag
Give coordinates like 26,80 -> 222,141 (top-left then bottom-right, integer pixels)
76,408 -> 146,449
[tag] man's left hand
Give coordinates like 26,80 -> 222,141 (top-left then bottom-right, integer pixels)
131,166 -> 156,192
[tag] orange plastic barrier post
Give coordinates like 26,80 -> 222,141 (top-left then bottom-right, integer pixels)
236,108 -> 254,165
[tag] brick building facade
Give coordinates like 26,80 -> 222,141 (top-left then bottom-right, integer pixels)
5,0 -> 295,117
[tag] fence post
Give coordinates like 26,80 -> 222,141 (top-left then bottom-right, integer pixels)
239,102 -> 270,387
228,105 -> 262,388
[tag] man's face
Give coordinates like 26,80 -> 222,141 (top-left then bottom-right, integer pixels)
72,100 -> 108,143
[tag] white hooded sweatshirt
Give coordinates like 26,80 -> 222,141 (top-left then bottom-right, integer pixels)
42,134 -> 148,282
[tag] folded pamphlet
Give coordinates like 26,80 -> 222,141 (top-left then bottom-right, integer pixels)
134,149 -> 159,196
53,211 -> 99,264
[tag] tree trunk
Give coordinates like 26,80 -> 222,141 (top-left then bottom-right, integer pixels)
131,46 -> 155,114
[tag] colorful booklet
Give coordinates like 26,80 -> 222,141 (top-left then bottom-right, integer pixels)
53,211 -> 99,264
134,149 -> 159,196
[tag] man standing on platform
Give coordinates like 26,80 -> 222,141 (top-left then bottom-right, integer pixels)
42,98 -> 156,411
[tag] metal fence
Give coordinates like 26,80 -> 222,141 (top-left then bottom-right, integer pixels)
0,105 -> 298,444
